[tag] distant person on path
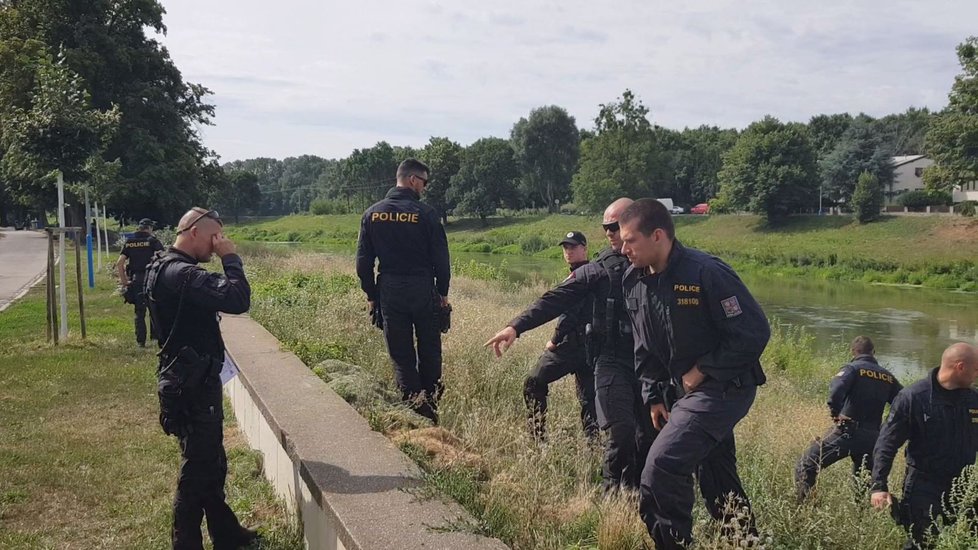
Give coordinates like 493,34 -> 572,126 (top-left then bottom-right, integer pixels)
485,198 -> 654,493
356,159 -> 451,423
619,198 -> 768,549
795,336 -> 902,501
145,207 -> 258,549
871,342 -> 978,549
116,217 -> 163,347
522,230 -> 598,441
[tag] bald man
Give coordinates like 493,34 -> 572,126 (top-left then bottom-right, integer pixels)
486,198 -> 654,492
871,343 -> 978,549
144,207 -> 258,549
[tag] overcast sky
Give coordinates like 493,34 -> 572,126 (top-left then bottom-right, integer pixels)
155,0 -> 977,163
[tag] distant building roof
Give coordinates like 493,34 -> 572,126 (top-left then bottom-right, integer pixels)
891,155 -> 928,167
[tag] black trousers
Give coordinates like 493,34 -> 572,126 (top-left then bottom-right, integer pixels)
379,275 -> 442,422
594,356 -> 654,492
895,469 -> 956,550
639,378 -> 756,549
131,272 -> 155,345
172,393 -> 245,550
523,341 -> 597,440
795,423 -> 877,500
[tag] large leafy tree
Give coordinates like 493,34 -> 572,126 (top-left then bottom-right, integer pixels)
872,107 -> 933,156
448,137 -> 518,221
572,90 -> 658,211
819,118 -> 895,204
417,136 -> 462,223
210,170 -> 260,223
342,141 -> 397,205
511,105 -> 579,212
925,37 -> 978,193
716,116 -> 818,224
223,157 -> 286,214
0,0 -> 218,224
672,126 -> 738,204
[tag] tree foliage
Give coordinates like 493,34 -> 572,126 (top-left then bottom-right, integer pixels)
448,138 -> 518,221
819,118 -> 894,204
417,137 -> 462,223
716,116 -> 818,224
210,170 -> 261,223
925,36 -> 978,193
511,105 -> 579,212
851,171 -> 883,223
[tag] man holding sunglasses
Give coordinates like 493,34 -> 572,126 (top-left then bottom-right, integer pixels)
144,207 -> 258,549
485,198 -> 653,493
356,159 -> 451,424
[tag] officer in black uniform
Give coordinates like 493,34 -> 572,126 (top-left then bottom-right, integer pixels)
795,336 -> 902,501
619,198 -> 769,549
871,342 -> 978,549
145,207 -> 258,550
116,218 -> 164,346
356,159 -> 451,423
486,198 -> 654,492
523,231 -> 597,441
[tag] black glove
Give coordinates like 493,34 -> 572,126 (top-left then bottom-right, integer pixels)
159,411 -> 192,438
438,303 -> 452,334
370,303 -> 384,330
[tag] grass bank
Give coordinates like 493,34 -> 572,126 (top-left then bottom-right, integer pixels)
226,213 -> 978,290
241,245 -> 978,549
0,257 -> 301,549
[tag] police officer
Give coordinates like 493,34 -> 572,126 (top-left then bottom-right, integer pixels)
116,218 -> 164,346
145,207 -> 258,549
485,198 -> 654,492
356,159 -> 451,424
523,230 -> 597,441
795,336 -> 902,501
619,198 -> 769,549
871,342 -> 978,549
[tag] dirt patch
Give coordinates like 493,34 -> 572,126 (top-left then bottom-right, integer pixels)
394,427 -> 486,475
932,218 -> 978,243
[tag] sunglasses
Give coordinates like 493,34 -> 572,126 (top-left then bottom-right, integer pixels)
413,174 -> 429,187
177,209 -> 223,234
602,221 -> 620,233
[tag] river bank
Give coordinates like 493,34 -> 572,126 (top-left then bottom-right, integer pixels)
241,244 -> 978,549
226,213 -> 978,291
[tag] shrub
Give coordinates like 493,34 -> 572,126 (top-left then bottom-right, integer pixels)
310,198 -> 353,215
852,171 -> 883,224
518,233 -> 547,254
898,189 -> 952,208
958,200 -> 976,217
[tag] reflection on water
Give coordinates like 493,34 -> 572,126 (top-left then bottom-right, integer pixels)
268,241 -> 977,382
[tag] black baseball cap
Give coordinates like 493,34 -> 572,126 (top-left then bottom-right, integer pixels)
559,231 -> 587,247
137,218 -> 155,228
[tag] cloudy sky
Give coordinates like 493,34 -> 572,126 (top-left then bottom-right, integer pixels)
155,0 -> 977,163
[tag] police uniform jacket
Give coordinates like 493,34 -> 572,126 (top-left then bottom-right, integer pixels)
871,367 -> 978,492
829,354 -> 902,429
356,186 -> 450,302
149,248 -> 250,361
509,248 -> 633,362
122,230 -> 163,275
550,260 -> 591,347
623,240 -> 769,406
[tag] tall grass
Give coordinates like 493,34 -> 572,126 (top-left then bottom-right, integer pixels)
241,247 -> 966,549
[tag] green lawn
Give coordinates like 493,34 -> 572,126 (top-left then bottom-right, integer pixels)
0,256 -> 301,549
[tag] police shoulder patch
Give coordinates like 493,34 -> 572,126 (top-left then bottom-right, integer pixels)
720,296 -> 742,318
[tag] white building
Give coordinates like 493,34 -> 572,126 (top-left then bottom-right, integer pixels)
888,155 -> 978,204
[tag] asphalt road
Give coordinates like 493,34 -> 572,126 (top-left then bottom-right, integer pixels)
0,229 -> 49,312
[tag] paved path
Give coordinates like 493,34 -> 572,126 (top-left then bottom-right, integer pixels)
0,229 -> 49,312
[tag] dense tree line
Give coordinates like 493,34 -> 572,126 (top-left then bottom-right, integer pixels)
1,2 -> 970,228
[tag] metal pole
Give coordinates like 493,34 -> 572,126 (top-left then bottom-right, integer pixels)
74,233 -> 86,339
57,171 -> 68,340
85,189 -> 94,288
94,200 -> 102,269
102,204 -> 110,256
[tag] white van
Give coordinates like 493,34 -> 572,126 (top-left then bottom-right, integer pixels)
656,198 -> 684,214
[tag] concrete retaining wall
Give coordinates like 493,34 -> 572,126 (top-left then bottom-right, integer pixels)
221,314 -> 506,550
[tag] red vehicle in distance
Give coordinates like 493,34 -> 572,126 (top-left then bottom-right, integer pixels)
690,203 -> 710,215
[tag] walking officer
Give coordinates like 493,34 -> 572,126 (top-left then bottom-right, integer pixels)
795,336 -> 902,501
356,159 -> 451,424
145,207 -> 258,549
485,198 -> 654,492
116,218 -> 164,346
871,342 -> 978,549
523,230 -> 597,441
619,198 -> 769,549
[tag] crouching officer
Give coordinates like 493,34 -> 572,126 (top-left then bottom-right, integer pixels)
116,218 -> 164,346
145,207 -> 258,549
356,159 -> 451,424
871,343 -> 978,549
619,198 -> 769,549
486,198 -> 654,492
795,336 -> 902,501
523,231 -> 597,441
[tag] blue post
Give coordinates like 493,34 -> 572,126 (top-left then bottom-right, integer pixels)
86,232 -> 95,288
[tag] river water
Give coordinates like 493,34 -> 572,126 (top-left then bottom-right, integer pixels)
273,243 -> 977,381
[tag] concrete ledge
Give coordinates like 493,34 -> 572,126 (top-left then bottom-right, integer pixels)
221,314 -> 507,550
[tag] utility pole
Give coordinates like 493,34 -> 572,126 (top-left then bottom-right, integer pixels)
57,171 -> 68,340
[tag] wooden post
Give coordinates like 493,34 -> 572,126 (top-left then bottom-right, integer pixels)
74,233 -> 87,339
